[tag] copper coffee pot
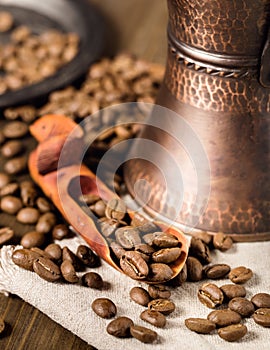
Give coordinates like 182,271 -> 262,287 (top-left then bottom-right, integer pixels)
124,0 -> 270,241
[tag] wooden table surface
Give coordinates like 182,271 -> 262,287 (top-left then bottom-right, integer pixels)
0,1 -> 168,349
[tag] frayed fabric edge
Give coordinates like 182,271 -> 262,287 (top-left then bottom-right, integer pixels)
0,245 -> 21,296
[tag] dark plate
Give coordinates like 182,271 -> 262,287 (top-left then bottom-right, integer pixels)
0,0 -> 105,108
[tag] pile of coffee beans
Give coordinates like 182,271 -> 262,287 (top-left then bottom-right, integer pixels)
185,286 -> 270,342
91,295 -> 159,344
0,120 -> 29,176
0,11 -> 14,33
179,232 -> 270,342
3,53 -> 163,123
38,53 -> 164,119
131,285 -> 174,325
2,53 -> 164,190
0,172 -> 68,245
12,243 -> 103,285
0,11 -> 79,94
76,195 -> 183,283
0,106 -> 72,249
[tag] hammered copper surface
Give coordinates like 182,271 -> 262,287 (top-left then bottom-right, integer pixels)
125,0 -> 270,240
165,47 -> 270,113
167,0 -> 269,55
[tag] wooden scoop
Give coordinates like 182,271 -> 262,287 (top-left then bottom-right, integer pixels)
28,114 -> 188,283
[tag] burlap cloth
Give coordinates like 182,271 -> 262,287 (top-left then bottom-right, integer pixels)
0,232 -> 270,350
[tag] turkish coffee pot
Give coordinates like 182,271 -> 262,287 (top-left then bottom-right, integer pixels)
125,0 -> 270,241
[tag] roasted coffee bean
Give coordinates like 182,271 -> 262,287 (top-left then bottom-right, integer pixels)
115,226 -> 141,249
1,140 -> 23,158
4,76 -> 22,93
218,324 -> 247,342
3,121 -> 28,138
152,247 -> 181,264
76,244 -> 100,267
115,125 -> 132,138
213,232 -> 233,252
90,200 -> 106,217
60,260 -> 79,283
20,181 -> 35,191
33,257 -> 61,282
35,212 -> 56,234
193,231 -> 212,245
130,287 -> 151,306
198,283 -> 224,308
11,25 -> 30,42
63,45 -> 78,62
228,297 -> 255,317
153,232 -> 179,248
12,248 -> 42,271
20,181 -> 37,206
52,224 -> 70,240
253,308 -> 270,327
0,173 -> 10,189
110,241 -> 126,259
148,285 -> 171,299
185,318 -> 216,334
105,198 -> 126,220
179,262 -> 188,283
147,263 -> 173,283
207,309 -> 242,327
36,197 -> 51,213
143,233 -> 156,246
21,231 -> 45,248
100,218 -> 122,237
3,108 -> 19,120
16,207 -> 40,224
0,27 -> 79,93
120,251 -> 149,280
91,298 -> 117,319
186,256 -> 203,282
96,127 -> 114,141
7,76 -> 23,92
148,298 -> 175,315
19,179 -> 36,193
0,227 -> 14,245
220,284 -> 246,300
167,263 -> 187,287
251,293 -> 270,309
229,266 -> 253,284
44,243 -> 62,261
79,193 -> 100,205
131,213 -> 152,227
189,237 -> 211,264
82,272 -> 103,289
4,156 -> 27,174
130,325 -> 157,344
134,244 -> 155,262
0,182 -> 19,197
13,105 -> 37,123
204,264 -> 231,279
62,246 -> 83,271
1,195 -> 22,214
137,222 -> 160,234
30,247 -> 52,259
106,317 -> 134,338
0,11 -> 14,32
140,310 -> 166,328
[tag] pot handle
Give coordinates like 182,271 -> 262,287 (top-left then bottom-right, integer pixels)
260,28 -> 270,88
